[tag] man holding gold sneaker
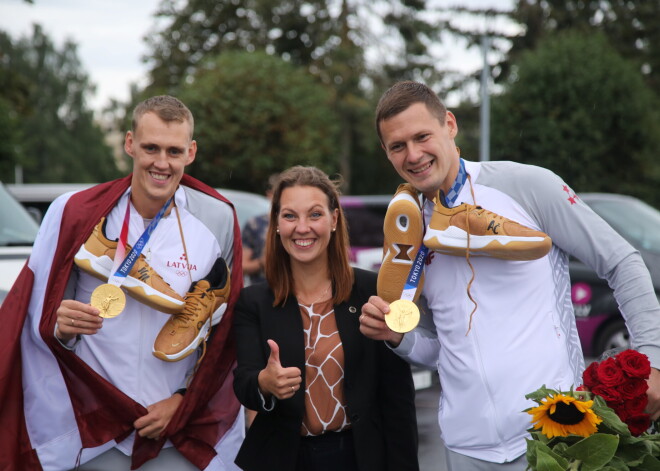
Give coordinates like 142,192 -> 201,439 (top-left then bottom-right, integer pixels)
0,96 -> 244,470
359,81 -> 660,470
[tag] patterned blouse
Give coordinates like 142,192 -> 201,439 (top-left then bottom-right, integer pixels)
298,298 -> 351,436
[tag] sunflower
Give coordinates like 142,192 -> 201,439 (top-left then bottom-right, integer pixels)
528,393 -> 602,438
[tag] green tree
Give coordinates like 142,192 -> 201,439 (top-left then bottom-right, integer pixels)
0,25 -> 119,183
439,2 -> 660,95
145,0 -> 443,93
177,51 -> 342,191
506,1 -> 660,95
491,31 -> 660,206
141,0 -> 446,193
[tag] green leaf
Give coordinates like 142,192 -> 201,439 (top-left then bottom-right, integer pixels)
536,448 -> 569,471
592,398 -> 631,437
526,439 -> 569,470
615,439 -> 655,465
630,454 -> 660,471
601,465 -> 629,471
602,455 -> 630,471
564,434 -> 619,470
525,385 -> 559,403
529,431 -> 551,445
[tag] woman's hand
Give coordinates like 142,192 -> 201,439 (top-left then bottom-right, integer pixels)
257,339 -> 302,400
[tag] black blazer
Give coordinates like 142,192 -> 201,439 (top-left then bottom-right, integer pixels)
232,268 -> 419,471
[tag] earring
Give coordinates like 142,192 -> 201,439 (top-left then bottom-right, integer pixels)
276,228 -> 280,234
332,227 -> 336,232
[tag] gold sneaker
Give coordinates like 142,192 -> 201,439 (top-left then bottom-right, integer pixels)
74,217 -> 185,314
153,258 -> 230,362
377,184 -> 425,304
423,203 -> 552,261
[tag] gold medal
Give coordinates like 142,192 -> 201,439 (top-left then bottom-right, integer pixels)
90,283 -> 126,318
385,299 -> 420,333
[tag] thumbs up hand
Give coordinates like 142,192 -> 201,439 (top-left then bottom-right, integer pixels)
257,339 -> 302,400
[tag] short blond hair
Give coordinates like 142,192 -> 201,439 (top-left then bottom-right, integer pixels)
132,95 -> 194,139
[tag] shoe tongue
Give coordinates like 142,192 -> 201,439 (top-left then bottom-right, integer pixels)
195,279 -> 211,291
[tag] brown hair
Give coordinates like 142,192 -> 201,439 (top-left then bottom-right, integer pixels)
132,95 -> 194,139
264,166 -> 354,307
375,81 -> 447,143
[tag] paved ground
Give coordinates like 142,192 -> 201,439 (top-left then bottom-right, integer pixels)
415,377 -> 446,470
414,359 -> 596,470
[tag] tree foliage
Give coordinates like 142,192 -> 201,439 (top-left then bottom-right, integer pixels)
490,31 -> 660,206
142,0 -> 446,193
440,1 -> 660,96
145,0 -> 444,92
177,51 -> 343,191
0,25 -> 119,183
506,1 -> 660,95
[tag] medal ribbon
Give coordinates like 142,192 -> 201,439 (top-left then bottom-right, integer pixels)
107,195 -> 173,287
400,244 -> 428,302
439,158 -> 467,208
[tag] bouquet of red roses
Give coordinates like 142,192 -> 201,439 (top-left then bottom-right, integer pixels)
524,350 -> 660,470
581,349 -> 651,436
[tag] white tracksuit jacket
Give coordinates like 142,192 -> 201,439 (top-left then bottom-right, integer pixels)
394,160 -> 660,463
22,187 -> 244,470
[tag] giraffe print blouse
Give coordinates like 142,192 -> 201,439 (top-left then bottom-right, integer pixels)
299,298 -> 351,436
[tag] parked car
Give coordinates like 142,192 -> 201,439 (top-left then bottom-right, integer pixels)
340,192 -> 660,359
0,183 -> 40,305
340,195 -> 390,272
7,183 -> 270,230
571,193 -> 660,357
5,183 -> 270,306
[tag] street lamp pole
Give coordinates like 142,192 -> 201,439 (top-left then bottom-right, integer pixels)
480,35 -> 491,162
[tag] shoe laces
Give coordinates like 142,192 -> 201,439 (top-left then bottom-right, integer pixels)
470,206 -> 509,225
464,176 -> 479,335
174,287 -> 214,327
135,255 -> 157,276
432,174 -> 479,335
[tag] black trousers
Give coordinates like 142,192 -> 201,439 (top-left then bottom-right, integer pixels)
296,429 -> 359,471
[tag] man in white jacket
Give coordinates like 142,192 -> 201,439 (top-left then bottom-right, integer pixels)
360,81 -> 660,470
0,96 -> 244,470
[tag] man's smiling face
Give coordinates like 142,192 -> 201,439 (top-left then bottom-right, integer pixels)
380,102 -> 460,201
124,112 -> 196,218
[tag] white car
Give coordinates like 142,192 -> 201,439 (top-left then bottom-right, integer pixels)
3,183 -> 271,305
7,183 -> 270,230
0,184 -> 40,304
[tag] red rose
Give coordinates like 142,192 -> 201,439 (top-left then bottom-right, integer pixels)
582,361 -> 600,389
592,384 -> 623,403
616,349 -> 651,379
625,413 -> 651,436
613,404 -> 630,422
622,394 -> 648,416
617,377 -> 648,400
597,357 -> 626,386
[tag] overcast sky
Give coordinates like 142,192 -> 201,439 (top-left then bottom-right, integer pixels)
1,0 -> 514,112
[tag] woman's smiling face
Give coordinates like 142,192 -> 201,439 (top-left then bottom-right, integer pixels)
276,185 -> 338,267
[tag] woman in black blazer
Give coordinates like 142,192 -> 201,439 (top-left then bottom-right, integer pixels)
233,166 -> 419,471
